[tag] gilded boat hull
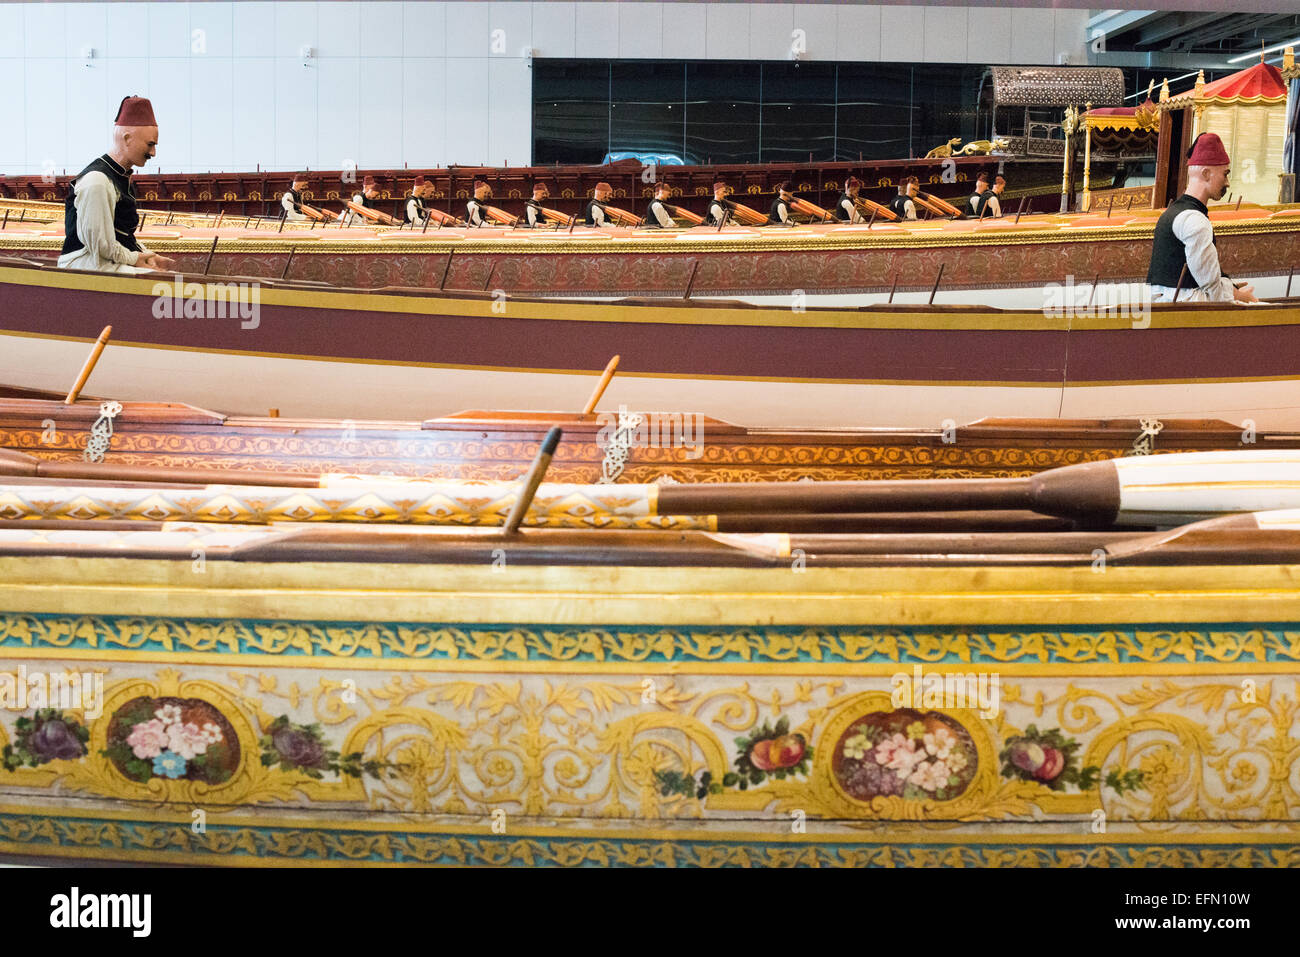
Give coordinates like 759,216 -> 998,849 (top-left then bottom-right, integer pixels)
1,542 -> 1298,866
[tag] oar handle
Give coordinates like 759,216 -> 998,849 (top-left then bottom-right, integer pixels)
503,427 -> 562,534
65,325 -> 112,405
581,355 -> 620,414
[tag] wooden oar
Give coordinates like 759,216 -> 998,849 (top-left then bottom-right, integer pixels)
482,204 -> 520,226
917,191 -> 963,217
724,200 -> 768,226
7,451 -> 1300,529
601,204 -> 641,227
345,200 -> 400,227
65,326 -> 111,405
582,356 -> 619,414
503,427 -> 561,534
789,197 -> 833,223
666,204 -> 705,226
853,197 -> 899,222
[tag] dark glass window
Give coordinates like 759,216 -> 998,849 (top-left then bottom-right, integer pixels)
610,62 -> 686,160
533,60 -> 1001,166
533,61 -> 610,165
685,63 -> 761,164
759,63 -> 837,162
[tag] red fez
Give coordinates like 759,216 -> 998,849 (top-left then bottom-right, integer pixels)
114,95 -> 156,127
363,176 -> 376,188
1188,132 -> 1230,167
846,177 -> 862,189
533,182 -> 550,193
654,181 -> 670,192
713,181 -> 728,191
976,172 -> 989,184
994,175 -> 1006,185
292,172 -> 309,184
776,181 -> 792,193
473,179 -> 488,189
413,175 -> 426,187
594,181 -> 612,191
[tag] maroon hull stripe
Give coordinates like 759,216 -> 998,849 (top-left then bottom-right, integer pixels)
3,279 -> 1299,386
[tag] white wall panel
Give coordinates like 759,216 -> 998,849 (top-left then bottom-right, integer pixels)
793,5 -> 837,61
358,58 -> 404,168
924,7 -> 968,63
662,3 -> 706,60
10,2 -> 1096,173
230,58 -> 275,171
0,6 -> 25,59
970,8 -> 1013,65
403,2 -> 447,59
231,2 -> 276,59
749,3 -> 793,61
24,59 -> 67,175
402,58 -> 447,167
445,57 -> 490,165
273,2 -> 316,60
879,6 -> 923,62
619,4 -> 662,60
315,56 -> 360,170
489,2 -> 533,58
0,61 -> 26,165
65,59 -> 110,172
704,3 -> 749,60
148,58 -> 192,171
190,57 -> 235,172
148,2 -> 190,59
488,57 -> 533,168
1055,9 -> 1089,64
361,2 -> 403,58
273,56 -> 317,170
1010,8 -> 1055,64
63,3 -> 106,61
318,2 -> 361,58
576,2 -> 618,54
446,1 -> 490,58
190,2 -> 233,58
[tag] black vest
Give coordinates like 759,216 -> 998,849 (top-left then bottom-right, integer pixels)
968,189 -> 992,218
583,199 -> 607,225
467,197 -> 486,224
888,194 -> 912,219
286,188 -> 304,213
834,193 -> 855,221
62,155 -> 139,256
767,197 -> 790,225
1146,194 -> 1218,287
707,198 -> 728,226
643,199 -> 668,227
524,199 -> 543,226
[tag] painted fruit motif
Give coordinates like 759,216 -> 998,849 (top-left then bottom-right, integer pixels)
750,733 -> 807,771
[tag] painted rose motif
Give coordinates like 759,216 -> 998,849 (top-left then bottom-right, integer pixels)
999,725 -> 1146,794
259,715 -> 392,780
833,709 -> 978,802
103,697 -> 239,785
3,710 -> 89,770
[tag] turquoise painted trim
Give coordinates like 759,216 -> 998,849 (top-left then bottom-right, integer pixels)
0,810 -> 1294,866
0,613 -> 1297,664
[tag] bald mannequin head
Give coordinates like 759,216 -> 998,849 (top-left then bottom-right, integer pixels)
111,125 -> 158,171
1186,163 -> 1230,204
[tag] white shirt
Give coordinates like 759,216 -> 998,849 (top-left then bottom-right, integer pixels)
899,197 -> 917,221
406,197 -> 428,227
56,170 -> 153,273
281,191 -> 307,222
589,203 -> 606,227
839,196 -> 864,224
467,198 -> 486,226
1148,208 -> 1234,302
